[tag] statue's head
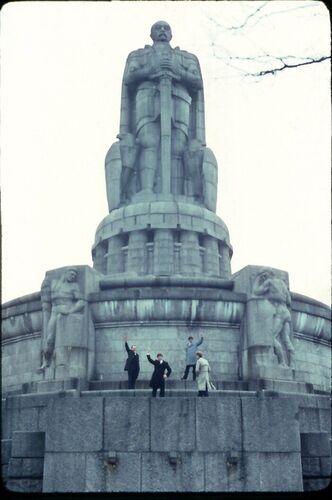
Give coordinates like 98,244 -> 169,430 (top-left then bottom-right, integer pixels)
259,268 -> 274,282
150,21 -> 172,43
65,267 -> 78,282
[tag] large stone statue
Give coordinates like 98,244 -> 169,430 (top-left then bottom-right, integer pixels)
37,268 -> 85,372
105,20 -> 218,210
36,266 -> 97,381
252,268 -> 295,368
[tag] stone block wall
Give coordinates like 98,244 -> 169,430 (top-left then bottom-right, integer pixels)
2,336 -> 42,393
292,296 -> 331,392
280,393 -> 331,491
2,389 -> 331,492
3,390 -> 320,492
94,324 -> 240,381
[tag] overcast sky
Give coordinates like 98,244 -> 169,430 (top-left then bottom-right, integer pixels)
1,1 -> 330,305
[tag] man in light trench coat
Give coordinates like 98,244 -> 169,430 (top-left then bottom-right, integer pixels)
195,351 -> 214,397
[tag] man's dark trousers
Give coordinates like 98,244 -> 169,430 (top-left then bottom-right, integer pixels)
152,382 -> 165,397
128,369 -> 139,389
182,364 -> 196,380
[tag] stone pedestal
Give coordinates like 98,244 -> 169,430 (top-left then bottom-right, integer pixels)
92,201 -> 232,279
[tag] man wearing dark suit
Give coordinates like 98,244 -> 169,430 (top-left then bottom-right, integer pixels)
124,336 -> 140,389
147,352 -> 172,397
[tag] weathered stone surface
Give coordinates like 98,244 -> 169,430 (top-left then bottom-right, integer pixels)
300,433 -> 331,457
298,407 -> 330,433
204,452 -> 243,491
104,452 -> 141,492
15,407 -> 39,432
151,398 -> 196,451
18,392 -> 54,408
303,478 -> 331,491
301,457 -> 321,476
142,453 -> 177,492
43,452 -> 86,492
320,456 -> 332,477
104,397 -> 150,451
141,452 -> 204,492
84,453 -> 107,492
8,457 -> 44,478
6,478 -> 43,492
175,452 -> 204,491
1,439 -> 12,464
244,452 -> 303,491
241,397 -> 300,452
45,398 -> 103,452
11,431 -> 45,458
196,397 -> 241,452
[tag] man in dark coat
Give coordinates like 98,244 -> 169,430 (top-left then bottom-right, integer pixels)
124,336 -> 140,389
147,352 -> 172,397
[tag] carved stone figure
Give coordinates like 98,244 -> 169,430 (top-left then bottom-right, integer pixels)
105,21 -> 219,209
252,268 -> 295,367
37,268 -> 85,372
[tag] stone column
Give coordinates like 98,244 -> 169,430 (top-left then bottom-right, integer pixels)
180,231 -> 201,274
153,229 -> 174,275
219,242 -> 232,278
203,235 -> 219,276
146,242 -> 154,274
93,243 -> 107,274
127,230 -> 148,274
174,242 -> 181,274
107,235 -> 124,274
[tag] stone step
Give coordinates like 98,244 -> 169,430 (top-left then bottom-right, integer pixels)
81,389 -> 257,398
89,379 -> 248,391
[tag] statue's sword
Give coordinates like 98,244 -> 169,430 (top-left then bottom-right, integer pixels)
159,72 -> 172,194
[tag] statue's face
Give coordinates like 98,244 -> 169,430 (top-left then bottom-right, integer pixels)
150,21 -> 172,43
66,269 -> 77,282
260,270 -> 274,281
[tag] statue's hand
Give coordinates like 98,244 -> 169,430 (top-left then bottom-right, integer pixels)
160,55 -> 172,71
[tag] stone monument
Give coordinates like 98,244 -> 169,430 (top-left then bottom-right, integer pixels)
95,20 -> 230,279
2,21 -> 331,493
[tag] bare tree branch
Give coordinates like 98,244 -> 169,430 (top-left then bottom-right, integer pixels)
203,1 -> 322,33
243,1 -> 324,32
252,55 -> 331,77
202,1 -> 329,79
224,2 -> 269,31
